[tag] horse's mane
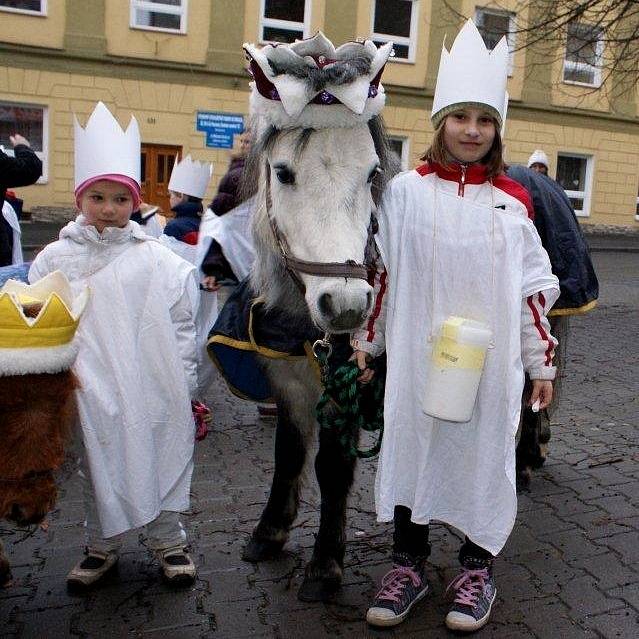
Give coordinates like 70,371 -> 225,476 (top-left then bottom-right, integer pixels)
242,116 -> 401,320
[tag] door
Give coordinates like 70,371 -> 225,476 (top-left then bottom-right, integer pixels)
140,144 -> 182,215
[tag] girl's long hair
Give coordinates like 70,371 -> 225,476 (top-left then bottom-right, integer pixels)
421,116 -> 505,178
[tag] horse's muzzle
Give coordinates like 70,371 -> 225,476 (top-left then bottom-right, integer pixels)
316,285 -> 373,333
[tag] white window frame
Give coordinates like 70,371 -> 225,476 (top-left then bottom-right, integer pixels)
259,0 -> 312,45
0,101 -> 48,184
556,152 -> 594,218
130,0 -> 188,35
0,0 -> 46,16
371,0 -> 420,64
562,22 -> 604,88
474,6 -> 516,76
388,135 -> 410,170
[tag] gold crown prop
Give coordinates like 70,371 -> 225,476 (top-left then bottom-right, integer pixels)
0,271 -> 89,376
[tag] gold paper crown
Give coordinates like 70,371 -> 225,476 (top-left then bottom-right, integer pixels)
0,271 -> 88,375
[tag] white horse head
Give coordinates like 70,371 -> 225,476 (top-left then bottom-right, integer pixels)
249,117 -> 397,333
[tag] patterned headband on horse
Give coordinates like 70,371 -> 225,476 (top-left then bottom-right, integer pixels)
244,31 -> 393,130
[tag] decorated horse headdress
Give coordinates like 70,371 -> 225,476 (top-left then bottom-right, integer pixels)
244,32 -> 393,130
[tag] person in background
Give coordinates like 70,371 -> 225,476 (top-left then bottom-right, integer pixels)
209,130 -> 251,216
527,149 -> 549,176
130,201 -> 166,238
0,135 -> 42,267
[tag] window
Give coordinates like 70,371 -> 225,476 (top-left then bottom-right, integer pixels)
0,102 -> 48,183
475,7 -> 515,75
388,136 -> 410,170
556,153 -> 594,217
260,0 -> 311,44
130,0 -> 187,34
0,0 -> 46,15
371,0 -> 420,63
563,22 -> 603,87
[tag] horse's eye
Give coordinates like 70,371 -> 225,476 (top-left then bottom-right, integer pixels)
275,167 -> 295,185
367,166 -> 382,183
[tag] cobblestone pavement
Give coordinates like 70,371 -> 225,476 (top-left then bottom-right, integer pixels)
1,251 -> 637,639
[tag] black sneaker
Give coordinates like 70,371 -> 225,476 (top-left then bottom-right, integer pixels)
366,553 -> 430,627
445,565 -> 496,632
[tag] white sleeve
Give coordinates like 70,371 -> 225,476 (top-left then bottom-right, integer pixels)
521,291 -> 558,380
351,242 -> 387,357
170,267 -> 200,396
28,248 -> 52,283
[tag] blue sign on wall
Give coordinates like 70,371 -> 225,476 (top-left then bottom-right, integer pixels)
196,112 -> 244,149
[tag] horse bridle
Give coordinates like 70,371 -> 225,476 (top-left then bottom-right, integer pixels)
264,163 -> 376,295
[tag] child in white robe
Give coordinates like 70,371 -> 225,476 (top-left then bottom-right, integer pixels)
29,103 -> 200,589
352,21 -> 559,633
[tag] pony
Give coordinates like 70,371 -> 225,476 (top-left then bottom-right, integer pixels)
214,33 -> 399,601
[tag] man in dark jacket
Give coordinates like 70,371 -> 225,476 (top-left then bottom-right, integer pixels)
507,165 -> 599,488
1,135 -> 42,266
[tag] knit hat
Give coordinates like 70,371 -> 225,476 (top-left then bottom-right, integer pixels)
527,149 -> 549,169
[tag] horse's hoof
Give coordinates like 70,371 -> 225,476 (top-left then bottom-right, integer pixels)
242,537 -> 284,563
297,576 -> 341,602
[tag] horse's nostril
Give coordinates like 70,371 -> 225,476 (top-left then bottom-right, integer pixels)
318,292 -> 334,318
366,290 -> 372,310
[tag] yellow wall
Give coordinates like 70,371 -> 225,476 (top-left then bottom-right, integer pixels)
105,0 -> 211,64
0,2 -> 65,49
3,63 -> 638,227
0,66 -> 249,209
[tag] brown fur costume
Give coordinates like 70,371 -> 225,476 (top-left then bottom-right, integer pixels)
0,370 -> 77,525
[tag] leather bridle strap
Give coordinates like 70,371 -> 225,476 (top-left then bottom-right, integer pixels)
264,163 -> 370,294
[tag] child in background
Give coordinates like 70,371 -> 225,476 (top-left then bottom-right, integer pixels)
161,157 -> 217,419
29,102 -> 200,589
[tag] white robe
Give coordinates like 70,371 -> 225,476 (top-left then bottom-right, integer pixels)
372,171 -> 559,555
159,234 -> 219,399
29,217 -> 199,538
2,200 -> 23,264
196,197 -> 256,281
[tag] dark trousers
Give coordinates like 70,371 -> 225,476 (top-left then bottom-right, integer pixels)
393,506 -> 494,567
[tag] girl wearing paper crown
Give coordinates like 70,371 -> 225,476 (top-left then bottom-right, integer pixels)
352,21 -> 559,632
29,102 -> 200,589
160,156 -> 216,435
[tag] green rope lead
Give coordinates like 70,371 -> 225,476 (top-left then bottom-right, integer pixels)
315,352 -> 385,459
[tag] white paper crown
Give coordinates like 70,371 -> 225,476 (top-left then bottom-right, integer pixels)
244,32 -> 392,130
168,155 -> 213,199
431,20 -> 509,127
74,102 -> 141,190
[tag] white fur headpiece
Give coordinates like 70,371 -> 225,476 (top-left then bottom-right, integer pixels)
431,20 -> 509,128
244,32 -> 392,130
74,102 -> 141,189
168,155 -> 213,199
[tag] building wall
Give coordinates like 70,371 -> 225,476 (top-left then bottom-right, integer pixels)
1,0 -> 638,227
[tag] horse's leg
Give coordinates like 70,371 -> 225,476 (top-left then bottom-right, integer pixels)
0,539 -> 12,588
298,417 -> 358,602
242,359 -> 318,562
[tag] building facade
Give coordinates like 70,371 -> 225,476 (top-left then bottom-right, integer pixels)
0,0 -> 638,227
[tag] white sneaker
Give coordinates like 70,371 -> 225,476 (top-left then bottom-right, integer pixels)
66,550 -> 118,589
157,547 -> 196,585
